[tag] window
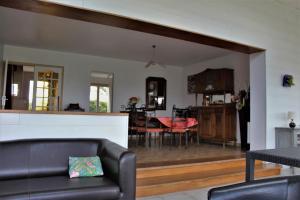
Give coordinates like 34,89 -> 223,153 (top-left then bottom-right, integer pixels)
11,84 -> 19,96
28,80 -> 34,110
35,80 -> 50,111
89,72 -> 113,113
89,85 -> 111,112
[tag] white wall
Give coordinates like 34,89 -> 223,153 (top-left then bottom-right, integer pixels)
0,44 -> 3,100
250,52 -> 266,150
3,45 -> 183,115
44,0 -> 300,149
0,112 -> 128,147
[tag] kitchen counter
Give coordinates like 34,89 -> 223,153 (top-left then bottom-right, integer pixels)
0,109 -> 128,116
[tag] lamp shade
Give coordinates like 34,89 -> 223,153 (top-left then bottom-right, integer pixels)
287,111 -> 295,120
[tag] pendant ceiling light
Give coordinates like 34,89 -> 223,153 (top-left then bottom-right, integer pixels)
145,45 -> 166,68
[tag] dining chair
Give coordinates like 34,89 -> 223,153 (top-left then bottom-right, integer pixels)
129,110 -> 146,146
169,105 -> 190,148
187,107 -> 200,144
131,110 -> 164,147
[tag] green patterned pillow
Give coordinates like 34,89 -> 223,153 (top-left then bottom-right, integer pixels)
69,156 -> 104,178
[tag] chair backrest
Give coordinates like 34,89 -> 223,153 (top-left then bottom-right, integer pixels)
172,105 -> 189,118
131,110 -> 147,128
171,105 -> 189,129
187,106 -> 199,118
0,139 -> 103,180
208,176 -> 300,200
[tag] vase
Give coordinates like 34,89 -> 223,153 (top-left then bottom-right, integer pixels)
289,120 -> 296,129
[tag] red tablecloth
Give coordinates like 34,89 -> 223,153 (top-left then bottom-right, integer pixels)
156,117 -> 198,128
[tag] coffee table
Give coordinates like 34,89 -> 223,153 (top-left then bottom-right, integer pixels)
246,147 -> 300,181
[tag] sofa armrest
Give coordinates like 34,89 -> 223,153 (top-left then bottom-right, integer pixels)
208,177 -> 288,200
98,139 -> 136,200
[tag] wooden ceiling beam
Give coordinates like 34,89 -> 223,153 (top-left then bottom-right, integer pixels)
0,0 -> 264,54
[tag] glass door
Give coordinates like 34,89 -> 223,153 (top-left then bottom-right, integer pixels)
32,67 -> 63,111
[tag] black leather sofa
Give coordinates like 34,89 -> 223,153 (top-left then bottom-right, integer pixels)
0,139 -> 136,200
208,176 -> 300,200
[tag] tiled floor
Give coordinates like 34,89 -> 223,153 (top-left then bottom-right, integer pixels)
137,187 -> 211,200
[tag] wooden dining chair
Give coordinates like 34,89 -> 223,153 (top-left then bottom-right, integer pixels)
131,110 -> 165,147
187,107 -> 200,144
129,110 -> 146,146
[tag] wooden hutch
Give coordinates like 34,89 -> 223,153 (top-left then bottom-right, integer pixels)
188,68 -> 236,146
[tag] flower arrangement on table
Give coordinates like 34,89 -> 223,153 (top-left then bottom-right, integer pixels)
128,96 -> 140,108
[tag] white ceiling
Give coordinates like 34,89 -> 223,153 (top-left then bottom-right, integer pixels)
0,6 -> 233,67
276,0 -> 300,11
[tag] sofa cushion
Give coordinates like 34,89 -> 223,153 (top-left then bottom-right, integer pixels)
0,176 -> 120,200
69,156 -> 104,178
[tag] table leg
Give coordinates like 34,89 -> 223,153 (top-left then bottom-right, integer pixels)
246,153 -> 255,182
185,131 -> 188,149
149,132 -> 152,147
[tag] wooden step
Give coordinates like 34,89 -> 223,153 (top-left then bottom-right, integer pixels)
137,158 -> 260,179
136,159 -> 281,197
137,159 -> 261,186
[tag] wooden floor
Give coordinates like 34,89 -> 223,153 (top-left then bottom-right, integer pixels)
129,143 -> 244,168
130,142 -> 281,197
136,159 -> 281,197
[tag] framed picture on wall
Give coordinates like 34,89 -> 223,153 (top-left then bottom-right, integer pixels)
146,77 -> 166,110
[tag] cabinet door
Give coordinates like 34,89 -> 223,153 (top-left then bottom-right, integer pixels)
187,74 -> 197,94
225,106 -> 236,141
200,109 -> 215,138
224,69 -> 234,93
195,73 -> 206,93
214,108 -> 224,140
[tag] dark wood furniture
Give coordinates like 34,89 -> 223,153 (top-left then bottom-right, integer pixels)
188,68 -> 236,146
188,68 -> 234,96
192,104 -> 236,146
245,147 -> 300,182
146,77 -> 167,110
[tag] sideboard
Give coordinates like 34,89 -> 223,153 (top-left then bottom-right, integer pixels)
275,127 -> 300,148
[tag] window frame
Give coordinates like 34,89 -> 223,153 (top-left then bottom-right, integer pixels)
89,83 -> 111,113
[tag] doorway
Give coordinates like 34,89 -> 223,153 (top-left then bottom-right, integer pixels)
3,62 -> 63,111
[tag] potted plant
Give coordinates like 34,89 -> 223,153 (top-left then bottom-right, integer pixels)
283,75 -> 295,87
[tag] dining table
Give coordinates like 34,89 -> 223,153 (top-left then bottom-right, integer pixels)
153,116 -> 199,146
155,116 -> 198,129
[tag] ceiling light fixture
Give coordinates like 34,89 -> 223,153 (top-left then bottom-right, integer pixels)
145,45 -> 166,68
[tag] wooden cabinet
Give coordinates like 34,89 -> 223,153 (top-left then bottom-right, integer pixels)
188,68 -> 234,94
196,104 -> 236,145
188,68 -> 236,146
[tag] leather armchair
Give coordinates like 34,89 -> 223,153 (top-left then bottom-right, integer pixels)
99,139 -> 136,200
208,176 -> 300,200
